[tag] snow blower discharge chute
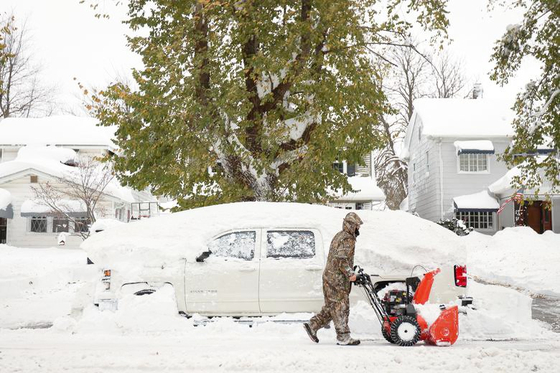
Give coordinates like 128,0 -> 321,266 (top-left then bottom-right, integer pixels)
354,266 -> 459,346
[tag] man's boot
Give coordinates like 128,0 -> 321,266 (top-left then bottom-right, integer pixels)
337,335 -> 360,346
303,323 -> 319,343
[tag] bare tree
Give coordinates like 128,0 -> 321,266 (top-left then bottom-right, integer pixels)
31,156 -> 115,240
0,13 -> 55,118
375,44 -> 432,209
375,44 -> 468,209
431,51 -> 467,99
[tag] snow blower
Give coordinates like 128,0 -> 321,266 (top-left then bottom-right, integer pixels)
354,266 -> 459,346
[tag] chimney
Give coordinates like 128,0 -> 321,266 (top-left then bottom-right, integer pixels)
472,83 -> 483,99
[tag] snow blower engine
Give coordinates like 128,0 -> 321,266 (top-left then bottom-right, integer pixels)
354,266 -> 459,346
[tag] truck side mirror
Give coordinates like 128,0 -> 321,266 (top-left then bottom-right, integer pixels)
196,250 -> 212,262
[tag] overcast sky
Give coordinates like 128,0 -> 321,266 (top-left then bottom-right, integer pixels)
2,0 -> 536,114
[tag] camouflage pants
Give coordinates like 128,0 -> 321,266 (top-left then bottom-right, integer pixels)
309,281 -> 351,341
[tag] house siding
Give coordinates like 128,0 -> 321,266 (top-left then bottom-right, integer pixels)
407,115 -> 441,222
440,139 -> 511,220
497,198 -> 515,230
553,197 -> 560,233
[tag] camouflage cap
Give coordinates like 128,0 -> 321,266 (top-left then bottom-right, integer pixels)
344,212 -> 363,226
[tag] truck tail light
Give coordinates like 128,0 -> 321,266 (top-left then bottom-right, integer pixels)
454,265 -> 467,287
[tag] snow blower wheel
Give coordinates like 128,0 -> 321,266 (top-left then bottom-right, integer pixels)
381,326 -> 395,344
390,315 -> 421,346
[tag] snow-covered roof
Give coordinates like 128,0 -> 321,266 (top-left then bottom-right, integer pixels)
0,116 -> 117,150
20,199 -> 87,217
488,158 -> 558,197
454,140 -> 495,155
453,190 -> 500,211
404,98 -> 515,152
333,176 -> 385,202
0,146 -> 140,204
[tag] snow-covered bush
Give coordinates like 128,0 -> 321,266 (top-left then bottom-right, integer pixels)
436,218 -> 473,236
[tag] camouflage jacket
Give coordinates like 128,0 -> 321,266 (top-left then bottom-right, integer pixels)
323,229 -> 356,294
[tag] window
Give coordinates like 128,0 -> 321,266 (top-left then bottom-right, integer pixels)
333,161 -> 356,176
458,154 -> 488,173
30,216 -> 47,233
208,231 -> 255,260
456,211 -> 493,229
267,230 -> 315,259
333,162 -> 344,174
30,175 -> 38,183
75,218 -> 90,233
53,217 -> 69,233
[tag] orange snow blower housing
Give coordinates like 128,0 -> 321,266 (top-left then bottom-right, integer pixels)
355,266 -> 459,346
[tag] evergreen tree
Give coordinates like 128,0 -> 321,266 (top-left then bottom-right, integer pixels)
491,0 -> 559,195
93,0 -> 449,208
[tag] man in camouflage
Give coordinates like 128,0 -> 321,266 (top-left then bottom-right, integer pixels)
304,212 -> 363,346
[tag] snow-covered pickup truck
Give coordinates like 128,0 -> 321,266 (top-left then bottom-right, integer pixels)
84,202 -> 471,316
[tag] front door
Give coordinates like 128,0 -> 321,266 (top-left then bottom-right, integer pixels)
527,202 -> 543,233
0,218 -> 7,244
185,229 -> 260,315
259,229 -> 325,313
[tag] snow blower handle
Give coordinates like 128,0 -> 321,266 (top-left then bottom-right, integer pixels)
353,265 -> 370,286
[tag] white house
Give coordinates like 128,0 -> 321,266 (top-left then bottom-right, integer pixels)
402,98 -> 559,234
0,116 -> 157,248
401,98 -> 514,234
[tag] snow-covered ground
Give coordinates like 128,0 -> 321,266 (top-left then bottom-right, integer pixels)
466,227 -> 560,297
1,207 -> 560,372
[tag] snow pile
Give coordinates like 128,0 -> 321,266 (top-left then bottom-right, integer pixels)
81,202 -> 466,277
90,218 -> 126,233
0,245 -> 93,329
0,187 -> 12,209
465,228 -> 560,296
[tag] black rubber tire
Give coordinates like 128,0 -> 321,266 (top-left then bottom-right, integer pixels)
381,326 -> 396,344
390,315 -> 421,346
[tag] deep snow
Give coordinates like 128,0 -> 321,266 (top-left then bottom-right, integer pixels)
1,205 -> 560,372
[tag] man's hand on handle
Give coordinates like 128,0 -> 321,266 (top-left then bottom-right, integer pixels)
349,274 -> 357,282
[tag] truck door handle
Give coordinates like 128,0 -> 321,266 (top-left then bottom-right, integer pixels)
239,267 -> 256,272
305,265 -> 323,271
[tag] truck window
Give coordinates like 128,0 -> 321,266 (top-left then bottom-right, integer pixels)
208,231 -> 256,261
266,230 -> 315,259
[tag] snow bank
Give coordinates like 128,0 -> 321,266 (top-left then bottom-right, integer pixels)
90,218 -> 126,233
81,202 -> 466,277
0,245 -> 92,329
465,228 -> 560,296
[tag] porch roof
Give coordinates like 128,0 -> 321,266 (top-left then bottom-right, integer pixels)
453,190 -> 500,212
